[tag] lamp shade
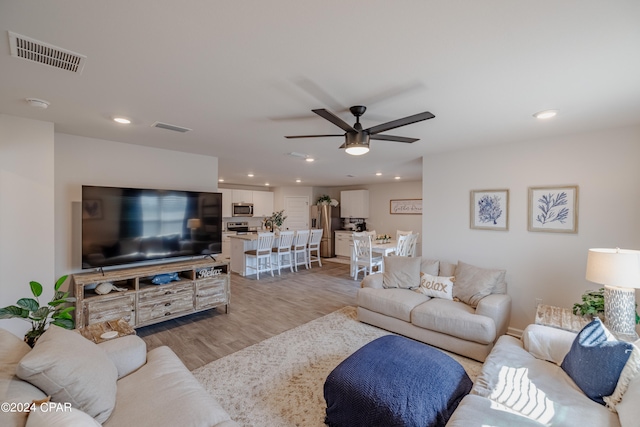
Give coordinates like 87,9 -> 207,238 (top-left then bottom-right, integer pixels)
187,218 -> 201,229
585,248 -> 640,289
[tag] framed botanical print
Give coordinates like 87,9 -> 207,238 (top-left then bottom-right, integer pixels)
528,185 -> 578,233
470,189 -> 509,231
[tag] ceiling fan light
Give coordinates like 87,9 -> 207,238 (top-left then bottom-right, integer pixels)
345,144 -> 370,155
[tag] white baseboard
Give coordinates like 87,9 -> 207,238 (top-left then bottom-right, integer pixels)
507,326 -> 523,339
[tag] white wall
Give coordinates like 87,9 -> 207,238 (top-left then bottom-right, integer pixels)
0,115 -> 55,337
54,133 -> 219,274
422,125 -> 640,332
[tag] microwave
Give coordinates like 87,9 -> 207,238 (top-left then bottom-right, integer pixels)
232,203 -> 254,217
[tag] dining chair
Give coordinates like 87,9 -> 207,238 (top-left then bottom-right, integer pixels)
407,233 -> 419,257
291,230 -> 310,271
394,234 -> 412,256
396,229 -> 412,241
244,232 -> 275,280
352,233 -> 383,281
271,230 -> 295,275
307,228 -> 323,268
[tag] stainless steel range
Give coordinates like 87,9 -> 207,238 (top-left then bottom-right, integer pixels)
226,221 -> 257,234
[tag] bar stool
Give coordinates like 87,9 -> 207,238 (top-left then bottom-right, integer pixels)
244,232 -> 275,280
291,229 -> 310,271
307,228 -> 323,268
271,230 -> 295,275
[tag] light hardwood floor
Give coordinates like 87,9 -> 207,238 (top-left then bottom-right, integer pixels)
137,260 -> 359,370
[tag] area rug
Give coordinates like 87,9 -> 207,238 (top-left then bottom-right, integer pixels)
192,306 -> 482,427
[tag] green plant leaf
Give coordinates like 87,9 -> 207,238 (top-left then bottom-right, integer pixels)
0,306 -> 30,319
51,318 -> 74,329
55,306 -> 75,315
16,298 -> 40,312
54,275 -> 68,291
29,281 -> 43,298
52,311 -> 73,320
49,297 -> 76,306
30,306 -> 51,321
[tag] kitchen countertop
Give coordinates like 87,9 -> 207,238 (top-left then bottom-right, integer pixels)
228,234 -> 259,241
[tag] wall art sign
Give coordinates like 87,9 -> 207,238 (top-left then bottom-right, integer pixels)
196,266 -> 224,278
390,199 -> 422,215
470,189 -> 509,231
528,185 -> 578,233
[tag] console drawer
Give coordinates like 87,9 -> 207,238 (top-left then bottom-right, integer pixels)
84,293 -> 136,326
195,277 -> 229,309
138,281 -> 193,302
137,292 -> 194,323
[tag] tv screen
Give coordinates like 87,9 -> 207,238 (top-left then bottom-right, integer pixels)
82,185 -> 222,269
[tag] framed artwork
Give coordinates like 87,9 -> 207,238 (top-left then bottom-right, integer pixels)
390,199 -> 422,214
528,185 -> 578,233
82,199 -> 103,220
470,189 -> 509,231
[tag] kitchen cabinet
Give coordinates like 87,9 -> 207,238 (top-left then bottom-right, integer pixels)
340,190 -> 369,218
232,189 -> 253,204
221,231 -> 236,261
334,231 -> 353,258
220,189 -> 233,218
253,191 -> 274,217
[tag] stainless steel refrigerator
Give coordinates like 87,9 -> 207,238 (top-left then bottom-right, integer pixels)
315,204 -> 341,257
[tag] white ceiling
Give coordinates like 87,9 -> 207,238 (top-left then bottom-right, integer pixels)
1,1 -> 639,187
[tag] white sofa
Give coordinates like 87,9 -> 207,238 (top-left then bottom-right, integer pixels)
447,323 -> 639,427
357,257 -> 511,362
0,326 -> 238,427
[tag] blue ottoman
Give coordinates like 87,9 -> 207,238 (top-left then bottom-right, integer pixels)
324,335 -> 472,427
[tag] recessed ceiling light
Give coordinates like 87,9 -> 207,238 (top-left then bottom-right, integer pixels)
533,110 -> 558,119
305,157 -> 315,162
265,183 -> 269,186
113,117 -> 131,124
247,173 -> 254,177
394,176 -> 401,180
296,179 -> 301,183
218,178 -> 224,182
26,98 -> 50,109
376,172 -> 382,176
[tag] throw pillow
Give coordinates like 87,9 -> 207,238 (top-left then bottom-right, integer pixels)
16,325 -> 118,423
453,261 -> 506,307
420,258 -> 439,276
382,256 -> 421,289
561,318 -> 633,405
415,273 -> 454,300
27,404 -> 102,427
604,343 -> 640,411
616,360 -> 640,427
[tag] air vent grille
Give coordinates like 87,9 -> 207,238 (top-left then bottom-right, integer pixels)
151,121 -> 192,133
8,31 -> 86,74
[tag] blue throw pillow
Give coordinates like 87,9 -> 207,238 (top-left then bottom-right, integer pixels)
561,318 -> 633,405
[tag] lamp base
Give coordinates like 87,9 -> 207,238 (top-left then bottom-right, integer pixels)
604,285 -> 638,341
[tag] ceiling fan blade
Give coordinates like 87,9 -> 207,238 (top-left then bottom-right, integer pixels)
365,111 -> 435,135
370,134 -> 419,143
285,134 -> 343,139
312,109 -> 357,132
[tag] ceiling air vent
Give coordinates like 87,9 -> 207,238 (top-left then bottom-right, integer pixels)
151,121 -> 192,133
8,31 -> 86,74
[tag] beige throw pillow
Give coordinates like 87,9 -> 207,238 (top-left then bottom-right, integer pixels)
416,273 -> 454,300
382,256 -> 421,289
16,325 -> 118,423
420,258 -> 440,276
453,261 -> 506,307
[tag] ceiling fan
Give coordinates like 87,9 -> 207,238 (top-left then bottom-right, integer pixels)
285,106 -> 435,155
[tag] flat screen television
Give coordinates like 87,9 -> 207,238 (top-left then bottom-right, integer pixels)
82,185 -> 222,269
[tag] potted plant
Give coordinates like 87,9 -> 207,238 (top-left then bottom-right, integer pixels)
264,210 -> 287,232
317,195 -> 332,205
0,275 -> 76,347
572,288 -> 640,324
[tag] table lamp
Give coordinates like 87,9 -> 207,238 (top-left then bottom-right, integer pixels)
585,248 -> 640,340
187,218 -> 202,240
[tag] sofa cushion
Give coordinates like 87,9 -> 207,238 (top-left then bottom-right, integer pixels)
439,261 -> 456,276
411,299 -> 495,344
605,343 -> 640,411
617,364 -> 640,427
473,335 -> 620,426
1,329 -> 48,427
453,261 -> 506,307
382,256 -> 421,289
561,318 -> 632,405
415,274 -> 454,300
522,324 -> 577,365
420,258 -> 440,276
357,288 -> 429,322
104,346 -> 234,427
16,325 -> 118,423
26,405 -> 101,427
